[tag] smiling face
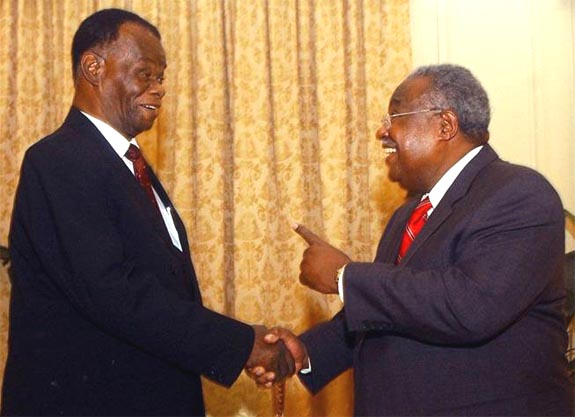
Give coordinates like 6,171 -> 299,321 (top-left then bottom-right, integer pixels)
96,22 -> 166,138
376,76 -> 447,193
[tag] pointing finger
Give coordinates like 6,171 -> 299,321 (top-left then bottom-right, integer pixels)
291,224 -> 325,246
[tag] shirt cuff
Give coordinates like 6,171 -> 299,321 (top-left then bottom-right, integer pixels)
299,358 -> 312,374
337,264 -> 346,303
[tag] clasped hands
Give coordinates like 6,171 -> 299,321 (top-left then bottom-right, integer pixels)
245,224 -> 351,387
245,325 -> 307,388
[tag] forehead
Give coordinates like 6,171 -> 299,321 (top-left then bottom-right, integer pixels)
389,76 -> 431,109
107,22 -> 166,67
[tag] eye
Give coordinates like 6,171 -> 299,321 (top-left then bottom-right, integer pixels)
139,71 -> 152,81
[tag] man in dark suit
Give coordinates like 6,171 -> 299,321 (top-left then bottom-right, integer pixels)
254,64 -> 574,415
2,9 -> 294,416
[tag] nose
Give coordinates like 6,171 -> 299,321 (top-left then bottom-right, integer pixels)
375,123 -> 389,141
150,79 -> 166,99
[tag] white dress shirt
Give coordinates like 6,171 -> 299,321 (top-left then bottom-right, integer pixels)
81,111 -> 182,251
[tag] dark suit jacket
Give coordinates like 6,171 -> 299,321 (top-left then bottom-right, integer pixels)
299,145 -> 574,416
2,108 -> 254,416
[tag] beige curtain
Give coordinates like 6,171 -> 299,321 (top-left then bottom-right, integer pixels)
0,0 -> 411,415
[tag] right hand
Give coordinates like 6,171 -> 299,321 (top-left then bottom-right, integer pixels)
246,327 -> 308,387
245,325 -> 295,387
293,224 -> 351,294
265,327 -> 308,373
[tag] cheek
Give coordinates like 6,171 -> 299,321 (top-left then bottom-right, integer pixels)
110,76 -> 140,99
402,133 -> 433,160
104,81 -> 131,107
130,79 -> 151,96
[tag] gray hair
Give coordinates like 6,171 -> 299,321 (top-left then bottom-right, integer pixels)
408,64 -> 490,144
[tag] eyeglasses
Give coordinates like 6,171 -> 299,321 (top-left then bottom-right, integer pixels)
382,109 -> 442,131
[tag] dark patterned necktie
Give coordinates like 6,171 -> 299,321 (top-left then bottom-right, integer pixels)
396,197 -> 432,263
125,144 -> 160,213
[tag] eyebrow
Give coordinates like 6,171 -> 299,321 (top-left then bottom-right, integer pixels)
137,56 -> 167,66
389,96 -> 402,109
389,93 -> 404,104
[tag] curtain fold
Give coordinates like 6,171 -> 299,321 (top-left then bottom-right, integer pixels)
0,1 -> 411,415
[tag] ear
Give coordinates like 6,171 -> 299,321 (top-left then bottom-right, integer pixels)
438,110 -> 458,141
79,52 -> 104,86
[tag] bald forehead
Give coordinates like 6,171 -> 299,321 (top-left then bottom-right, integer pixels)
119,21 -> 160,41
390,76 -> 432,109
115,22 -> 162,50
106,22 -> 166,65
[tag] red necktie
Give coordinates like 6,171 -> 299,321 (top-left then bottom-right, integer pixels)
125,144 -> 160,213
396,197 -> 432,263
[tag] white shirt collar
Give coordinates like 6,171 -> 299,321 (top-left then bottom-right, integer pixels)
80,111 -> 139,157
425,145 -> 483,212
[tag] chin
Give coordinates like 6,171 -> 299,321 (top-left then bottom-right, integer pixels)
135,122 -> 155,135
387,171 -> 400,184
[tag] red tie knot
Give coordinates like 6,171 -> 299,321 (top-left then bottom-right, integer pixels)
396,196 -> 433,263
125,144 -> 142,162
414,196 -> 432,218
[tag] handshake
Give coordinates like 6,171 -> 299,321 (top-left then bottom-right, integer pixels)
244,224 -> 352,387
244,325 -> 307,387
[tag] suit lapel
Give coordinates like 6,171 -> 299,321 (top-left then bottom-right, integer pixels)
148,168 -> 202,301
400,145 -> 499,264
148,168 -> 192,258
65,108 -> 180,254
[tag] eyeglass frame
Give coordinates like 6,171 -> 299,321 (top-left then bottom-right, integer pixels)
382,108 -> 443,131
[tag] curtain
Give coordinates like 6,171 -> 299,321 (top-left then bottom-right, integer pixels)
0,0 -> 411,415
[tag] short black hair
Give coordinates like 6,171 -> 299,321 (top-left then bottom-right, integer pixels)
71,8 -> 161,76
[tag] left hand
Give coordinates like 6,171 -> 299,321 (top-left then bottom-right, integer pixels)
245,327 -> 307,388
245,325 -> 295,388
293,224 -> 351,294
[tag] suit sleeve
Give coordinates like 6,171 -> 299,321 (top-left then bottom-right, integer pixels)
342,169 -> 565,345
10,148 -> 254,386
298,310 -> 354,393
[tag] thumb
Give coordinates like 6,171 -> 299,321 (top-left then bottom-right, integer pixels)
292,224 -> 325,246
263,331 -> 280,344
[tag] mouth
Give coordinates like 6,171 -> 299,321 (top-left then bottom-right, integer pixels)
379,137 -> 397,154
380,137 -> 398,165
141,104 -> 161,112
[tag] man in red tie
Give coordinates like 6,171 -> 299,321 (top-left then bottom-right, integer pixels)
251,64 -> 574,416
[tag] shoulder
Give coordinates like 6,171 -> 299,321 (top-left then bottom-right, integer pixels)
24,112 -> 107,172
473,157 -> 563,220
484,158 -> 559,198
21,117 -> 116,195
